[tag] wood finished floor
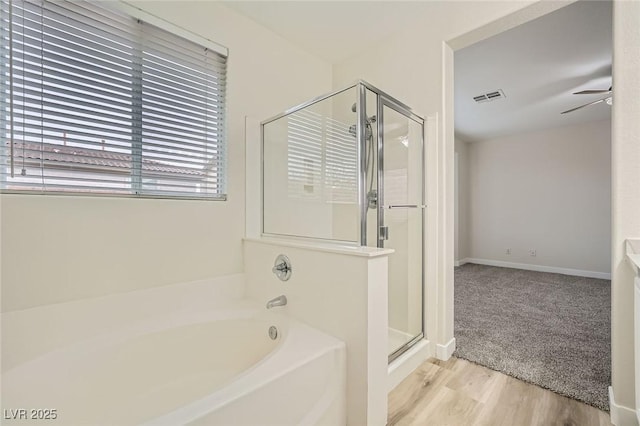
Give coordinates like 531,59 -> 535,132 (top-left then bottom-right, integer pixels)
388,357 -> 612,426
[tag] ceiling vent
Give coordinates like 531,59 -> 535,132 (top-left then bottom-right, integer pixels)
473,89 -> 506,103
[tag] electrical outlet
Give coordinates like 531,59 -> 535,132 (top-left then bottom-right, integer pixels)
506,248 -> 511,255
529,249 -> 537,257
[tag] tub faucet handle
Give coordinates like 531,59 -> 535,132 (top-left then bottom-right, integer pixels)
272,254 -> 292,281
266,295 -> 287,309
272,263 -> 289,273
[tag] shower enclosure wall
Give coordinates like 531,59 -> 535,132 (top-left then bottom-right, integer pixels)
261,81 -> 425,361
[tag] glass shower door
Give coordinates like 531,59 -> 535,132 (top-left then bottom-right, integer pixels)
378,99 -> 424,361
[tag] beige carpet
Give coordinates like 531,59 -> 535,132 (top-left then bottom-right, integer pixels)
454,263 -> 611,411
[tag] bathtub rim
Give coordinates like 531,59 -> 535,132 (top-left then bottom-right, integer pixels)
142,316 -> 345,426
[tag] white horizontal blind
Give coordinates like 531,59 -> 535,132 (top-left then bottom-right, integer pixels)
0,0 -> 227,199
324,116 -> 357,203
286,109 -> 357,203
287,109 -> 323,200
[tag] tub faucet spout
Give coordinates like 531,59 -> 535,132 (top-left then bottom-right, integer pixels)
266,295 -> 287,309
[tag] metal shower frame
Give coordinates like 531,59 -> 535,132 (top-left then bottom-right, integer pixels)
260,80 -> 426,363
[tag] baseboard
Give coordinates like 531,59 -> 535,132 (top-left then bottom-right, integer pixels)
464,258 -> 611,280
609,386 -> 637,425
455,258 -> 470,267
436,337 -> 456,360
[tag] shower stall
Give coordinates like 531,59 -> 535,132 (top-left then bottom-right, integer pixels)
261,81 -> 425,362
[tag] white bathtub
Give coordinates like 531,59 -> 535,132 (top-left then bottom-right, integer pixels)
2,301 -> 346,425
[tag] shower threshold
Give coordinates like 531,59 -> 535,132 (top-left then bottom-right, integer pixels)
388,327 -> 415,354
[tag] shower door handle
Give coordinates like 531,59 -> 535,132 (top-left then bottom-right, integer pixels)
383,204 -> 426,209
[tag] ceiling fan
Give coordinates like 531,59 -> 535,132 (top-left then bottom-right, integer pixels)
561,86 -> 613,114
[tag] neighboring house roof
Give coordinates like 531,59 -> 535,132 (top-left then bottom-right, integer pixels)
9,141 -> 206,178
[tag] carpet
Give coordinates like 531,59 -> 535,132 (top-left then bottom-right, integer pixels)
453,263 -> 611,411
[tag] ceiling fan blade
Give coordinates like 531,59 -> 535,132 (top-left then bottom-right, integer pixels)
573,89 -> 612,95
573,86 -> 612,95
561,98 -> 606,114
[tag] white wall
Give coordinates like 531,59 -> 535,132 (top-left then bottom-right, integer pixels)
463,120 -> 611,276
0,1 -> 332,312
454,138 -> 471,263
611,0 -> 640,417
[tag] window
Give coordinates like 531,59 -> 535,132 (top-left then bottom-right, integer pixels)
0,0 -> 227,199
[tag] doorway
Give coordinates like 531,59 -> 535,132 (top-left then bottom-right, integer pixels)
451,0 -> 612,411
